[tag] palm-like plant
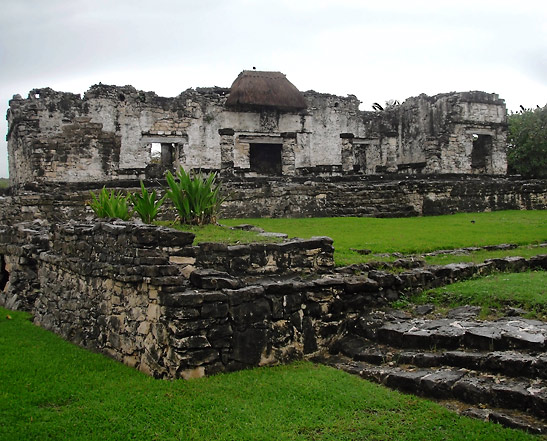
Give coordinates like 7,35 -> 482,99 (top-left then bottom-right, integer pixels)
88,187 -> 132,220
130,181 -> 166,224
165,167 -> 223,225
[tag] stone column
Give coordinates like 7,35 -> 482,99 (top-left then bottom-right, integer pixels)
218,128 -> 235,174
384,132 -> 398,173
340,133 -> 354,172
489,127 -> 508,175
281,132 -> 297,176
423,137 -> 441,173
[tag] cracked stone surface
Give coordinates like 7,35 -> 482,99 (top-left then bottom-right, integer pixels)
328,309 -> 547,434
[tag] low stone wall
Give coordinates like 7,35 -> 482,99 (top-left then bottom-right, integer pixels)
194,238 -> 334,276
2,220 -> 546,379
0,221 -> 336,378
220,175 -> 547,218
1,175 -> 546,226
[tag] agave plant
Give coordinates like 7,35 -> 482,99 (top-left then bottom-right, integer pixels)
88,187 -> 132,220
165,167 -> 223,225
130,181 -> 165,224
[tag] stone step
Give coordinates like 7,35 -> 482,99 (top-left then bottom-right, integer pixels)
325,355 -> 547,434
334,335 -> 547,380
376,317 -> 547,352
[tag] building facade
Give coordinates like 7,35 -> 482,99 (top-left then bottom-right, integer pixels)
6,71 -> 508,186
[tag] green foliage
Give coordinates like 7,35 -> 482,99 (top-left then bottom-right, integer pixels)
88,187 -> 131,220
130,181 -> 165,224
156,221 -> 284,244
0,307 -> 534,440
0,178 -> 9,189
507,105 -> 547,178
165,167 -> 223,225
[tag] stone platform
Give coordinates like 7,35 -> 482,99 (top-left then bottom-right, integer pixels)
325,309 -> 547,435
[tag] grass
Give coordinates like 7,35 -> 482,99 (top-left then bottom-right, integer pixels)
423,244 -> 547,266
0,307 -> 538,441
221,211 -> 547,266
394,271 -> 547,319
156,221 -> 283,244
0,178 -> 9,189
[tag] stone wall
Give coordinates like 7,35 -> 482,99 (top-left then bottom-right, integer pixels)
222,175 -> 547,218
1,220 -> 545,379
0,221 -> 335,378
7,82 -> 507,186
1,176 -> 545,226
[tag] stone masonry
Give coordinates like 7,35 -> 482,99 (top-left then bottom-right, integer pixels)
1,220 -> 545,380
6,75 -> 508,186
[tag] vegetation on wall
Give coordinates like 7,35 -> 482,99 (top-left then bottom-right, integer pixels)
394,271 -> 547,320
507,104 -> 547,178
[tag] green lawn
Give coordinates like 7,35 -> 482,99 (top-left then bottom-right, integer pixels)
221,211 -> 547,266
156,221 -> 284,244
424,244 -> 547,266
395,271 -> 547,319
0,308 -> 537,441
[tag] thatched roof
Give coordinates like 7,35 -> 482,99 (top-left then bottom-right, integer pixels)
225,70 -> 307,111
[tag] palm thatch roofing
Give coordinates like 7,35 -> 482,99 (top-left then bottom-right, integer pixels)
225,70 -> 307,111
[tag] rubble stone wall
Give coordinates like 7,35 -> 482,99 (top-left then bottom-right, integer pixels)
1,221 -> 545,378
0,221 -> 336,378
1,176 -> 545,226
7,84 -> 507,186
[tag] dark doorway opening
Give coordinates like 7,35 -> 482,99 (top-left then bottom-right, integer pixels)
0,255 -> 8,291
250,143 -> 282,175
471,134 -> 492,170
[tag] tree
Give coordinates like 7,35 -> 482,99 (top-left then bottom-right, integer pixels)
507,105 -> 547,178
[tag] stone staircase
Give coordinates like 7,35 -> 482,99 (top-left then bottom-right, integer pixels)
325,309 -> 547,435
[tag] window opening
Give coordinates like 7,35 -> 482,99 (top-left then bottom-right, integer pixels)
471,134 -> 491,170
149,142 -> 176,166
150,143 -> 161,162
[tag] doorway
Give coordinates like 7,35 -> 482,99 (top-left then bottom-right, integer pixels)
249,143 -> 282,175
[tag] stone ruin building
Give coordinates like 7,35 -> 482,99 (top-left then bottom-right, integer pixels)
6,70 -> 508,186
2,71 -> 547,432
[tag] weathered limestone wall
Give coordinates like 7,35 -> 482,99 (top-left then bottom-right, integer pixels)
221,176 -> 547,218
7,84 -> 507,186
358,92 -> 507,175
0,221 -> 336,378
0,176 -> 545,225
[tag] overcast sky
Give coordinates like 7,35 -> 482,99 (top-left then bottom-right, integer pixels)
1,0 -> 546,178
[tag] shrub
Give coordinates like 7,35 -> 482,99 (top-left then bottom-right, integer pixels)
507,104 -> 547,178
88,187 -> 132,220
165,167 -> 223,225
130,181 -> 165,224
